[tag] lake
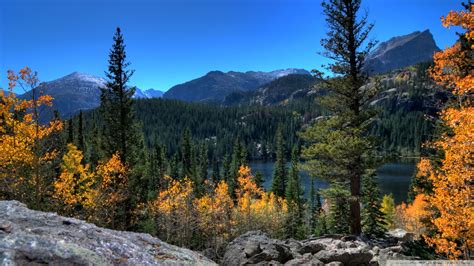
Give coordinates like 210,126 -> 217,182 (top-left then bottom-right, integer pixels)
248,159 -> 417,204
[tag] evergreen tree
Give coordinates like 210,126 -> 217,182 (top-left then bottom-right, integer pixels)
180,128 -> 192,179
169,152 -> 179,179
67,119 -> 74,144
285,146 -> 305,239
221,153 -> 231,183
322,185 -> 351,234
253,171 -> 264,189
77,110 -> 85,153
301,0 -> 381,235
361,172 -> 386,237
228,138 -> 246,195
99,27 -> 147,228
271,127 -> 287,197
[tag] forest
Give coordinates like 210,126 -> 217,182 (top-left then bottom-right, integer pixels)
0,0 -> 472,262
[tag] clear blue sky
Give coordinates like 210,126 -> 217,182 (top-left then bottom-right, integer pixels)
0,0 -> 464,92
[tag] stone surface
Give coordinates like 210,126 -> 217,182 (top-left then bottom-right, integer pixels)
222,231 -> 416,266
0,200 -> 216,265
221,231 -> 293,266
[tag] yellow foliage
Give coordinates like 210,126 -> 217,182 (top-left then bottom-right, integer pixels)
195,181 -> 234,252
92,152 -> 129,229
234,166 -> 288,237
53,144 -> 95,215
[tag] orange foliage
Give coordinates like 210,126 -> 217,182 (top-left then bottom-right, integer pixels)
395,194 -> 431,237
0,67 -> 62,206
430,4 -> 473,97
417,4 -> 474,259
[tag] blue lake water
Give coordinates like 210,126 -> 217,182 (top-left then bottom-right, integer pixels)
248,159 -> 417,204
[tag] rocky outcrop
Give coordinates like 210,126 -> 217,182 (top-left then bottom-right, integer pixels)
222,231 -> 417,266
0,201 -> 216,265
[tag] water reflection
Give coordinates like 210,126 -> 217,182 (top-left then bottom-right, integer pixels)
248,159 -> 417,204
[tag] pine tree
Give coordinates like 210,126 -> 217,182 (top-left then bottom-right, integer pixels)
180,128 -> 193,179
322,185 -> 351,234
169,152 -> 179,179
99,27 -> 147,228
67,119 -> 74,144
271,127 -> 287,197
253,171 -> 264,189
229,138 -> 246,196
285,146 -> 305,239
301,0 -> 381,235
361,172 -> 386,237
77,110 -> 85,153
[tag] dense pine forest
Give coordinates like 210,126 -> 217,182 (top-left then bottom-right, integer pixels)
0,0 -> 472,262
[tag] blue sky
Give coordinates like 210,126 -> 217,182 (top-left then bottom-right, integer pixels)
0,0 -> 464,92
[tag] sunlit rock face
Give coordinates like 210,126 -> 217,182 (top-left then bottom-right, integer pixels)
0,200 -> 216,265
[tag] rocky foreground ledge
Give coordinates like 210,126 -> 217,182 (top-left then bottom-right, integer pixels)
222,231 -> 416,266
0,201 -> 216,265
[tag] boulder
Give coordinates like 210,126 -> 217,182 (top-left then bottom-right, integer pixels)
387,229 -> 414,242
0,201 -> 216,265
314,247 -> 373,265
297,240 -> 325,254
222,231 -> 293,265
284,253 -> 324,265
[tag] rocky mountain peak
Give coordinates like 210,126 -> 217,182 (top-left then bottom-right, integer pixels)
365,29 -> 440,75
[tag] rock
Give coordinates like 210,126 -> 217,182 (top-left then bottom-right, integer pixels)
244,242 -> 262,257
298,240 -> 325,254
325,262 -> 343,266
222,231 -> 293,265
387,229 -> 414,242
0,200 -> 216,265
284,253 -> 324,266
314,247 -> 373,265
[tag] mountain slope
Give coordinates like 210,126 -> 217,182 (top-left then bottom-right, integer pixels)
163,68 -> 310,102
19,72 -> 162,119
20,72 -> 105,118
364,30 -> 440,74
223,74 -> 316,106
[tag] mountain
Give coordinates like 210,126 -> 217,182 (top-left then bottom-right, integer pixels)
364,30 -> 440,75
133,88 -> 164,99
142,89 -> 164,98
19,72 -> 162,119
163,68 -> 310,103
20,72 -> 105,118
223,74 -> 316,106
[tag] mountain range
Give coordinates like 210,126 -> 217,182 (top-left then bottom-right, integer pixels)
13,29 -> 441,118
18,72 -> 163,118
162,69 -> 311,102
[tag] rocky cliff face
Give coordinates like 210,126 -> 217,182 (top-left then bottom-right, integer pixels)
0,201 -> 216,265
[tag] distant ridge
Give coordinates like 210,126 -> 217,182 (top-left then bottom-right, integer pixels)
163,68 -> 311,103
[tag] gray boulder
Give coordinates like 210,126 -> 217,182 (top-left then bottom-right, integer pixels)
222,231 -> 293,265
0,200 -> 216,265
